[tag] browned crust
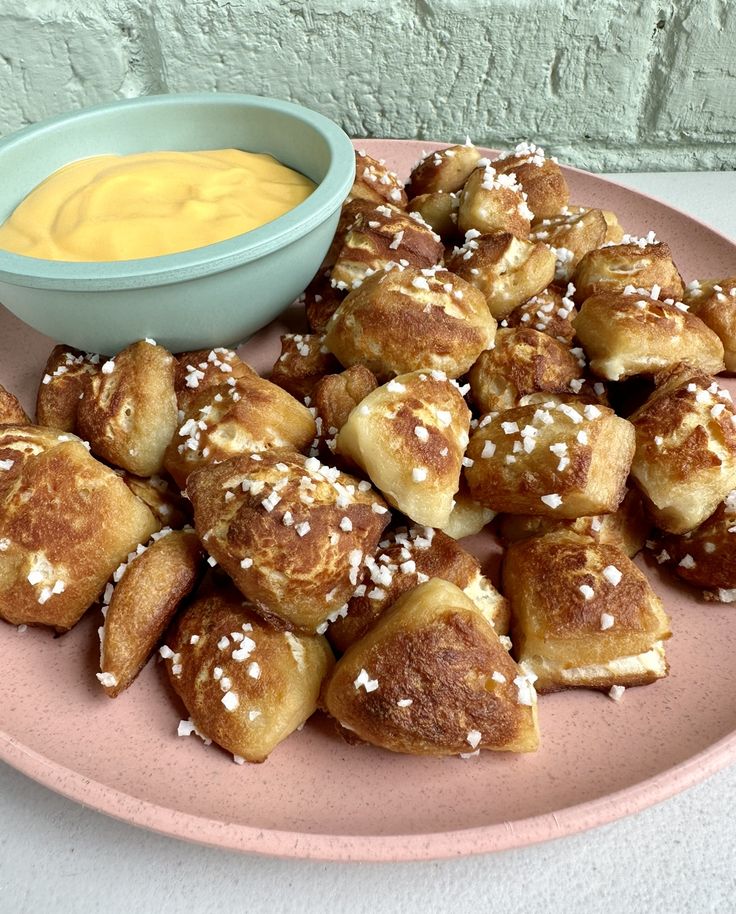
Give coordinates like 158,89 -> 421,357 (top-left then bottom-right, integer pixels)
77,340 -> 178,477
493,155 -> 569,220
165,582 -> 334,763
0,384 -> 29,425
0,425 -> 158,629
303,269 -> 347,333
119,472 -> 192,529
174,347 -> 256,411
464,401 -> 635,518
269,334 -> 340,401
35,345 -> 99,432
504,285 -> 578,344
163,371 -> 316,489
662,497 -> 736,590
468,327 -> 580,413
406,145 -> 482,197
530,207 -> 607,279
322,579 -> 538,755
325,267 -> 495,380
313,365 -> 378,435
503,531 -> 670,667
572,241 -> 685,303
186,450 -> 390,632
573,291 -> 725,381
349,150 -> 408,208
328,527 -> 508,653
330,206 -> 444,291
446,232 -> 556,319
407,191 -> 460,242
458,167 -> 532,238
100,530 -> 204,696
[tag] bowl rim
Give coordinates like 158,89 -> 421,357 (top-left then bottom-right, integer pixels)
0,93 -> 355,290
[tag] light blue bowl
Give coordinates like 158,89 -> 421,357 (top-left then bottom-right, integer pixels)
0,93 -> 355,353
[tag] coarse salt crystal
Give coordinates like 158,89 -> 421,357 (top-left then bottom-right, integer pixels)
608,685 -> 625,702
602,565 -> 622,585
600,612 -> 615,630
466,730 -> 482,749
541,493 -> 563,509
579,584 -> 595,600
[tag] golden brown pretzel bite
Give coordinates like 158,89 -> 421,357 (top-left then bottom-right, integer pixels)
504,531 -> 670,693
446,231 -> 556,319
163,370 -> 316,489
336,370 -> 471,528
531,208 -> 607,281
406,144 -> 482,197
330,205 -> 444,292
574,288 -> 725,381
457,163 -> 533,237
503,283 -> 578,344
573,238 -> 685,302
164,582 -> 334,763
325,266 -> 495,380
492,142 -> 569,219
349,149 -> 407,208
629,366 -> 736,534
269,333 -> 340,401
303,269 -> 346,334
98,528 -> 203,696
468,327 -> 581,413
322,578 -> 539,756
77,340 -> 178,477
312,365 -> 378,438
36,345 -> 100,432
464,400 -> 635,518
0,425 -> 158,629
407,191 -> 460,241
0,384 -> 29,425
173,347 -> 256,411
187,451 -> 390,633
684,278 -> 736,372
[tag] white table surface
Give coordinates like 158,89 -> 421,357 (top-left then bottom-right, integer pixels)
2,171 -> 736,914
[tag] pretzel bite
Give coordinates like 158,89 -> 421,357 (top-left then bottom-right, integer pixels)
120,472 -> 191,528
174,347 -> 256,411
492,143 -> 569,219
321,199 -> 384,271
269,334 -> 340,401
98,529 -> 203,696
407,191 -> 460,241
323,578 -> 539,755
468,328 -> 581,413
447,231 -> 556,319
349,150 -> 407,208
504,283 -> 578,344
313,365 -> 378,436
164,582 -> 334,763
574,289 -> 725,381
0,385 -> 29,425
303,269 -> 346,333
336,370 -> 471,528
440,485 -> 496,539
327,526 -> 509,654
325,266 -> 495,380
464,401 -> 635,518
0,425 -> 158,629
407,144 -> 483,197
629,367 -> 736,534
163,372 -> 316,489
498,488 -> 650,557
504,532 -> 670,692
330,205 -> 444,292
660,492 -> 736,600
77,340 -> 177,477
530,208 -> 607,281
457,163 -> 533,237
684,278 -> 736,372
36,345 -> 100,432
573,240 -> 685,302
187,451 -> 390,633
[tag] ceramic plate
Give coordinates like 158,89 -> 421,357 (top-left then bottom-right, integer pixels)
1,139 -> 735,862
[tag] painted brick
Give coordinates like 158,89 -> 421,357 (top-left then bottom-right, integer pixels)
0,0 -> 733,171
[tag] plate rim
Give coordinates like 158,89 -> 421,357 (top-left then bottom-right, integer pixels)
2,137 -> 736,862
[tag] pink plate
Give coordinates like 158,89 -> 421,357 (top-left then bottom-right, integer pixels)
1,139 -> 736,862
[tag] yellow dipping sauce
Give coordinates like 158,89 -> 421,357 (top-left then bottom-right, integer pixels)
0,149 -> 316,261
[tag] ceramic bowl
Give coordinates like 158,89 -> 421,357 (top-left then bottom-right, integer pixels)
0,93 -> 355,353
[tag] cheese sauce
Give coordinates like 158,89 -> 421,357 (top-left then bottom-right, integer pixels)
0,149 -> 316,261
